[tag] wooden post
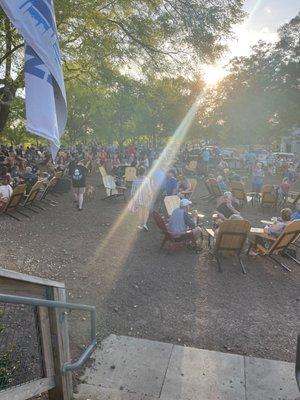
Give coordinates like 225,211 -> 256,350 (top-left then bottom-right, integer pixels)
48,287 -> 73,400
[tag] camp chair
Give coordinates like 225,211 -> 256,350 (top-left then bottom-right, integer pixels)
152,211 -> 197,254
247,220 -> 300,272
261,184 -> 277,207
230,181 -> 254,206
206,220 -> 251,274
181,178 -> 197,200
185,160 -> 197,174
164,195 -> 180,216
21,181 -> 46,212
102,175 -> 126,200
206,178 -> 223,198
0,184 -> 29,221
124,167 -> 136,183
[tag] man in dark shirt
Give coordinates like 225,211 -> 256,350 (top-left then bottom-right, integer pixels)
70,160 -> 88,211
22,166 -> 38,193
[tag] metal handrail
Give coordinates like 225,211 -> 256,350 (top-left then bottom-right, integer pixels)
0,293 -> 96,373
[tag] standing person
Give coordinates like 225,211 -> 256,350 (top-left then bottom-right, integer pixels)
252,162 -> 264,195
69,159 -> 88,211
128,166 -> 152,231
164,169 -> 178,196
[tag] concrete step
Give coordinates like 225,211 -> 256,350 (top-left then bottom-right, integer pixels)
75,335 -> 299,400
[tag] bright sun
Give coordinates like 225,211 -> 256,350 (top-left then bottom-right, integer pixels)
203,64 -> 227,86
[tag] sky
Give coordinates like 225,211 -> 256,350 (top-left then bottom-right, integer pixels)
203,0 -> 300,85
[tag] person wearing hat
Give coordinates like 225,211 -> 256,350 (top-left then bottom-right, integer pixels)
168,198 -> 202,240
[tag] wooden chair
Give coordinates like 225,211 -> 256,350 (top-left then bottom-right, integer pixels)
206,178 -> 222,198
247,220 -> 300,272
206,220 -> 251,274
102,175 -> 126,200
153,211 -> 197,254
230,181 -> 253,206
164,195 -> 180,216
261,184 -> 277,207
21,181 -> 46,212
185,160 -> 197,174
124,167 -> 136,183
0,184 -> 29,221
39,177 -> 59,206
181,178 -> 197,200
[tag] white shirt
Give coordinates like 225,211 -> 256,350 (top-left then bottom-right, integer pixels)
0,184 -> 13,201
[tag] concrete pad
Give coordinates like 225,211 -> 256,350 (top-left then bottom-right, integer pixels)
80,335 -> 173,398
74,384 -> 158,400
160,346 -> 246,400
245,356 -> 299,400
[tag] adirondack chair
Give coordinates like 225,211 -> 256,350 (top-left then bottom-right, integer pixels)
207,178 -> 223,198
153,211 -> 197,254
247,220 -> 300,272
261,184 -> 277,207
230,181 -> 254,206
164,195 -> 180,216
206,220 -> 251,274
102,175 -> 126,200
21,181 -> 46,212
0,184 -> 29,221
185,160 -> 197,174
124,167 -> 136,183
181,178 -> 197,200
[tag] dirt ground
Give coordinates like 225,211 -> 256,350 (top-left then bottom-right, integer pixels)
0,171 -> 299,370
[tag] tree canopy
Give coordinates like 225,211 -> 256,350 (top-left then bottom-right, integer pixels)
197,13 -> 300,146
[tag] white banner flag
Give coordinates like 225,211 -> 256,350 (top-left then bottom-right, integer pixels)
0,0 -> 67,159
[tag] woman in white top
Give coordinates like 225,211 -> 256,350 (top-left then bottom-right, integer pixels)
0,176 -> 13,210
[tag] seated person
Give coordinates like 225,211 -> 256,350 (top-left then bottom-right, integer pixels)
291,202 -> 300,220
177,175 -> 191,196
164,169 -> 178,196
22,166 -> 38,193
216,175 -> 227,192
249,208 -> 292,256
168,198 -> 202,240
216,191 -> 240,220
263,208 -> 292,237
0,175 -> 13,210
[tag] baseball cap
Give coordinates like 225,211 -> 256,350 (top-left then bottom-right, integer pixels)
180,198 -> 192,207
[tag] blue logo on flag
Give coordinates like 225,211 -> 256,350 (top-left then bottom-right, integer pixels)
20,0 -> 61,65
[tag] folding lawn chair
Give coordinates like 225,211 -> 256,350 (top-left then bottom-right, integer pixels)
206,220 -> 251,274
230,181 -> 254,206
124,167 -> 136,183
0,184 -> 29,221
21,181 -> 46,212
261,184 -> 277,207
153,211 -> 197,254
102,175 -> 126,200
247,220 -> 300,272
164,195 -> 180,216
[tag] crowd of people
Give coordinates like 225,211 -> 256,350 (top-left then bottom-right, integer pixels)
1,141 -> 300,254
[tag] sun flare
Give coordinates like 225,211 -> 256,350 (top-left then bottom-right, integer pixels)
203,64 -> 227,86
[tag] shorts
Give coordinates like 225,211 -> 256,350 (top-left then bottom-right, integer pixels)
73,187 -> 85,195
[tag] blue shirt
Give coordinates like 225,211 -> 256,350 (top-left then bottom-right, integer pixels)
291,211 -> 300,221
165,177 -> 177,195
152,169 -> 166,190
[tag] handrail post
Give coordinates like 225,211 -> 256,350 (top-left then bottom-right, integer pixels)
48,287 -> 73,400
